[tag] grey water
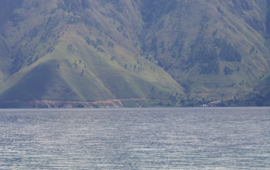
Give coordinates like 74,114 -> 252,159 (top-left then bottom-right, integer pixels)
0,108 -> 270,169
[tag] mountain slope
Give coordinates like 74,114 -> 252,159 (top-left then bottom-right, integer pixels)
0,36 -> 11,86
0,0 -> 184,102
1,0 -> 270,106
140,0 -> 270,101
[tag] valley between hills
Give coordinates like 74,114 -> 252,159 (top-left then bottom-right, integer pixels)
0,0 -> 270,108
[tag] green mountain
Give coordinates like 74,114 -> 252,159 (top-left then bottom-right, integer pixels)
0,35 -> 11,86
0,0 -> 184,107
0,0 -> 270,107
140,0 -> 270,101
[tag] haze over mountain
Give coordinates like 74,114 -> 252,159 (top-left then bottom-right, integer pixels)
0,0 -> 270,107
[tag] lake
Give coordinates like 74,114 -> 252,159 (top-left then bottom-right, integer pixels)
0,107 -> 270,169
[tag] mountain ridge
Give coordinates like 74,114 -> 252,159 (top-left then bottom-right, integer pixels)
0,0 -> 270,107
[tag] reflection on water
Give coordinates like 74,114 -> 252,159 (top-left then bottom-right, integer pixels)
0,108 -> 270,169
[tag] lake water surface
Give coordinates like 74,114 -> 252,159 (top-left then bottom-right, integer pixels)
0,107 -> 270,169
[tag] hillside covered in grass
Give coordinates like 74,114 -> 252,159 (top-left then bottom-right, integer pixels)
0,0 -> 270,107
0,0 -> 185,107
140,0 -> 270,102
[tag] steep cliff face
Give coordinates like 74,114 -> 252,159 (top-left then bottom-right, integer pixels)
0,0 -> 270,103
